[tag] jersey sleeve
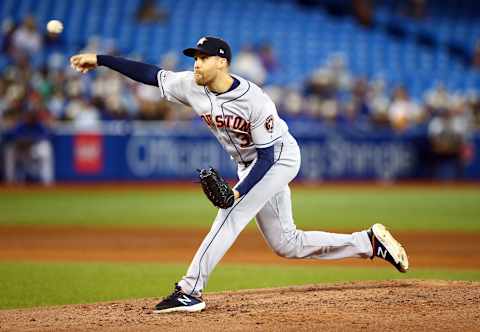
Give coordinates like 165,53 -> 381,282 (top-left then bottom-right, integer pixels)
157,70 -> 192,106
250,93 -> 286,148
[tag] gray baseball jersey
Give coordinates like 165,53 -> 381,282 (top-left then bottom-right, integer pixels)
157,70 -> 288,163
156,69 -> 373,297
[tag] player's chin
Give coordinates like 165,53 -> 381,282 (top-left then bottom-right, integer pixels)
194,76 -> 206,86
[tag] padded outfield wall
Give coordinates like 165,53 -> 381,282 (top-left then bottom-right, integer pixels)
51,121 -> 480,182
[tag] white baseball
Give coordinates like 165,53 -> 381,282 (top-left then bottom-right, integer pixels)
47,20 -> 63,34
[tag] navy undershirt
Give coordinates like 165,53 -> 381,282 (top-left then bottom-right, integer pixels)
235,145 -> 275,197
97,55 -> 275,198
97,55 -> 160,86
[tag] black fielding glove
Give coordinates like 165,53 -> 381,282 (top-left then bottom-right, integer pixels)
198,167 -> 235,209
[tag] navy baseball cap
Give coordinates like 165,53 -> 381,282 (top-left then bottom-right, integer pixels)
183,36 -> 232,63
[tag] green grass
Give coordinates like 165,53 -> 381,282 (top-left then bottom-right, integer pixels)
0,186 -> 479,231
1,261 -> 479,310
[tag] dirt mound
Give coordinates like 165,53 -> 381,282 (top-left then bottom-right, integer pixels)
1,280 -> 479,331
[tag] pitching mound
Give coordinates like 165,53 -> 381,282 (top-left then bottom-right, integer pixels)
1,280 -> 479,331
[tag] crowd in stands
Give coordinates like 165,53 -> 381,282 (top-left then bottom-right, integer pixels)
0,16 -> 194,131
234,47 -> 479,140
0,11 -> 479,183
1,16 -> 479,133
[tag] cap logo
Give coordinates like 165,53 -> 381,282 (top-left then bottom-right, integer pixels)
219,48 -> 225,54
197,37 -> 207,46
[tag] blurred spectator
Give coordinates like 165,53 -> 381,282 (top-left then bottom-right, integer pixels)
2,82 -> 27,124
257,43 -> 278,73
472,40 -> 480,70
47,52 -> 66,72
424,83 -> 450,112
11,16 -> 42,57
367,78 -> 391,127
304,67 -> 338,121
335,78 -> 369,125
65,96 -> 100,130
231,46 -> 266,86
31,66 -> 53,99
81,36 -> 117,56
467,91 -> 480,129
388,86 -> 423,132
428,96 -> 474,180
0,78 -> 7,116
325,53 -> 352,92
1,18 -> 16,55
2,92 -> 54,185
305,68 -> 335,100
283,90 -> 304,117
92,70 -> 124,104
136,0 -> 168,23
136,83 -> 167,120
160,51 -> 178,71
353,0 -> 374,27
402,0 -> 427,20
47,88 -> 67,120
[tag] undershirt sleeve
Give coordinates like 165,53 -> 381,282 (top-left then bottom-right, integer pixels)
97,55 -> 160,86
235,145 -> 275,197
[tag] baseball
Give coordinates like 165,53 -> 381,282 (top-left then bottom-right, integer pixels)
46,20 -> 63,34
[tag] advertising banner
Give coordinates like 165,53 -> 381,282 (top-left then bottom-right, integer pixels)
51,123 -> 479,181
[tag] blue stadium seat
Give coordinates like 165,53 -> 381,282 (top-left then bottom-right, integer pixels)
1,0 -> 478,98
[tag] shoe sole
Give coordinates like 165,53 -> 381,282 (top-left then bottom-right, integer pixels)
372,223 -> 409,273
152,302 -> 206,314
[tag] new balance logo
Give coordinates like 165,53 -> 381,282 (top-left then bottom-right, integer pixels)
377,246 -> 388,259
177,295 -> 192,306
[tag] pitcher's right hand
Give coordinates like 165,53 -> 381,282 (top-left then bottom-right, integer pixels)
70,53 -> 98,73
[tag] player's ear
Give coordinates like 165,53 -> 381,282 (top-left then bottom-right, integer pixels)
217,57 -> 228,70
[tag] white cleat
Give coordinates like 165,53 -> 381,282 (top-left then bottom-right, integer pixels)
369,223 -> 409,273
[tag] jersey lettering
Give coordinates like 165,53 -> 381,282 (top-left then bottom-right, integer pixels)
238,121 -> 250,133
215,115 -> 225,128
224,115 -> 233,128
200,114 -> 215,128
158,70 -> 288,162
232,117 -> 242,130
201,114 -> 253,148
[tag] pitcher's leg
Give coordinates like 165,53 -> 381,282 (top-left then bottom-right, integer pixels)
256,186 -> 373,260
177,200 -> 252,297
178,158 -> 300,296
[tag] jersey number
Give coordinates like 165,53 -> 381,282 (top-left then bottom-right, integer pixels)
235,132 -> 252,148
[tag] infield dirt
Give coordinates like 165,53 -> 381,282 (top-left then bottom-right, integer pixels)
1,226 -> 479,269
1,226 -> 480,331
1,280 -> 479,331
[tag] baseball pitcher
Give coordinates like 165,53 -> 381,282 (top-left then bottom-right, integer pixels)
70,36 -> 409,314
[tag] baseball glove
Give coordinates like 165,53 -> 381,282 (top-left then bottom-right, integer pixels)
198,167 -> 235,209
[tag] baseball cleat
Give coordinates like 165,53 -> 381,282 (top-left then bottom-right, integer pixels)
369,223 -> 409,273
153,284 -> 206,314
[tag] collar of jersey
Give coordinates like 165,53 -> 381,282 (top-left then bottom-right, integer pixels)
206,75 -> 246,99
